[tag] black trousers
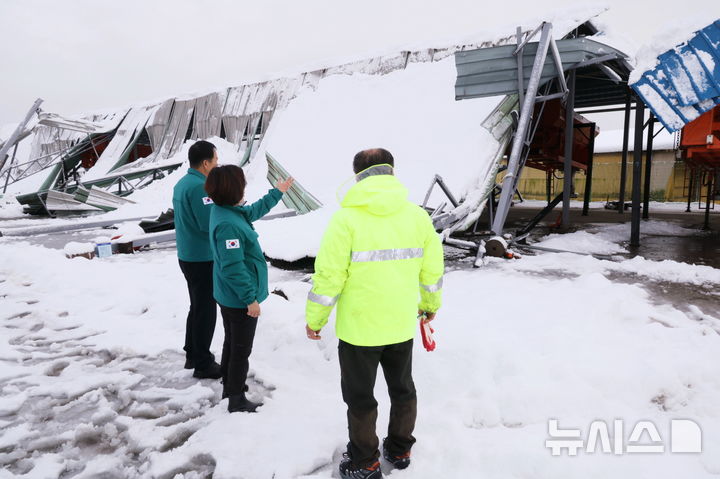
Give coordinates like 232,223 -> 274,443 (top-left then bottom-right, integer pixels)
178,259 -> 217,369
219,305 -> 258,397
338,338 -> 417,468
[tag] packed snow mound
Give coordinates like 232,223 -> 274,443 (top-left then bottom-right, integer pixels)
533,230 -> 629,255
246,57 -> 501,260
253,57 -> 500,207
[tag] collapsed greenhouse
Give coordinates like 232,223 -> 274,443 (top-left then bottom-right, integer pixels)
1,12 -> 718,259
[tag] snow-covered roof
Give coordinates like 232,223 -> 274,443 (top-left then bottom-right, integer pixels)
593,128 -> 676,153
7,11 -> 606,197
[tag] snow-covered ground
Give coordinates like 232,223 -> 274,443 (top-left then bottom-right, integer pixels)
1,213 -> 720,478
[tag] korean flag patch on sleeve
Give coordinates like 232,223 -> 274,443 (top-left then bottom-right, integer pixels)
202,196 -> 214,205
226,239 -> 240,249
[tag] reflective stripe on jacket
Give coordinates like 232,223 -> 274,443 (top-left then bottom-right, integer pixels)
306,171 -> 444,346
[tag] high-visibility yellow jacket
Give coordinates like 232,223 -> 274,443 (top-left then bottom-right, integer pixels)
306,169 -> 444,346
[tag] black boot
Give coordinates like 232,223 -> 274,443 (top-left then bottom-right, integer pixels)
184,358 -> 195,370
221,384 -> 249,399
339,455 -> 382,479
382,438 -> 411,469
228,393 -> 262,413
193,361 -> 222,379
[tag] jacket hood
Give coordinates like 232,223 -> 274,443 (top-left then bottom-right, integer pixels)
341,169 -> 409,216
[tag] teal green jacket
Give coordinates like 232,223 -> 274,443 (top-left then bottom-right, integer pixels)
172,168 -> 214,262
210,188 -> 283,308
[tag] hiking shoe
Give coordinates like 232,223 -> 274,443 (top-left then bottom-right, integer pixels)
193,361 -> 222,379
382,438 -> 411,470
339,457 -> 382,479
228,394 -> 262,413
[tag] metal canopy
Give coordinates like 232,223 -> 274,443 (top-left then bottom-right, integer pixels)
455,37 -> 627,101
449,21 -> 633,250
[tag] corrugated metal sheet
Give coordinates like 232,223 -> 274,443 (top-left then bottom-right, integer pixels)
191,90 -> 229,140
81,104 -> 159,181
45,190 -> 103,213
455,37 -> 626,100
158,98 -> 196,159
632,20 -> 720,132
145,99 -> 174,152
265,152 -> 322,215
112,98 -> 195,173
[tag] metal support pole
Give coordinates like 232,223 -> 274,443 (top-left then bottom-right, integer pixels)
2,144 -> 19,194
516,192 -> 564,238
516,26 -> 524,107
642,114 -> 655,219
488,187 -> 496,230
704,172 -> 714,230
89,134 -> 100,161
436,175 -> 459,207
0,98 -> 43,171
630,101 -> 645,247
686,168 -> 694,212
618,91 -> 631,214
561,69 -> 576,228
492,22 -> 552,235
546,170 -> 552,204
582,123 -> 596,216
548,37 -> 569,94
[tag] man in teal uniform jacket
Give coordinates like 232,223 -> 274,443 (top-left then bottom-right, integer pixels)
172,140 -> 222,379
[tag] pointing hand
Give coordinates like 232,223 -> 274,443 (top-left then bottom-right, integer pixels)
276,177 -> 295,193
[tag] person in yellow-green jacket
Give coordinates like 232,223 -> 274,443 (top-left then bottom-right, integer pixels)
305,148 -> 444,479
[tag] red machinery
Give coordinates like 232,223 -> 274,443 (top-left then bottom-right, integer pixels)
680,106 -> 720,169
521,99 -> 598,172
680,105 -> 719,226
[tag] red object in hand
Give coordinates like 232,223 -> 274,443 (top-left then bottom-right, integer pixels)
420,318 -> 436,352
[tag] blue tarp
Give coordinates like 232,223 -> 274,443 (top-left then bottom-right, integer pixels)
631,20 -> 720,132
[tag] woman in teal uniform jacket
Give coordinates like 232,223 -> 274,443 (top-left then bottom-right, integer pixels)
205,165 -> 293,413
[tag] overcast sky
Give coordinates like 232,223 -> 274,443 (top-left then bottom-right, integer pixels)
1,0 -> 719,130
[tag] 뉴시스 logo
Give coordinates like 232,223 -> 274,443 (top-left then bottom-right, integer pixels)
546,419 -> 702,455
225,239 -> 240,249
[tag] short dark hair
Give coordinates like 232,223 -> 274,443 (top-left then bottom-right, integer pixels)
188,140 -> 216,168
352,148 -> 394,174
205,165 -> 246,206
